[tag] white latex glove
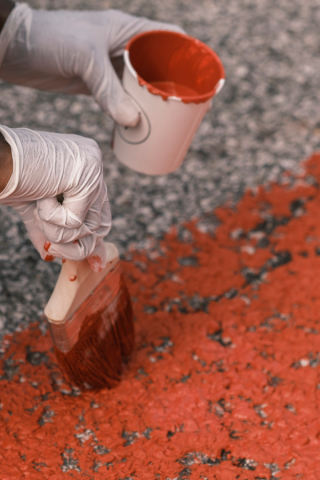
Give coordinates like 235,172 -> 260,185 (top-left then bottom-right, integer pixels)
0,125 -> 112,272
0,4 -> 184,127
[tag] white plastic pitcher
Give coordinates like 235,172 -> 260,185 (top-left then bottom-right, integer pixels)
112,31 -> 225,176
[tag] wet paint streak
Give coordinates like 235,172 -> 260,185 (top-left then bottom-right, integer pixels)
1,153 -> 320,478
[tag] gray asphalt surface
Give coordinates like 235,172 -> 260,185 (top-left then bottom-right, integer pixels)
0,0 -> 320,338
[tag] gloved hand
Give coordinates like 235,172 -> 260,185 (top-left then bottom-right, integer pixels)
0,125 -> 111,272
0,4 -> 184,127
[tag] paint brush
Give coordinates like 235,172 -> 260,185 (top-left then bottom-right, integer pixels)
44,242 -> 134,390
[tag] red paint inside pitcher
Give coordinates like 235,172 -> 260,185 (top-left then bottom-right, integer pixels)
126,31 -> 225,104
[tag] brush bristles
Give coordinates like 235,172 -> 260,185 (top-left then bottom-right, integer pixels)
54,275 -> 134,391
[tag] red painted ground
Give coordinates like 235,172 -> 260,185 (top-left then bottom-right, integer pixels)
1,155 -> 320,479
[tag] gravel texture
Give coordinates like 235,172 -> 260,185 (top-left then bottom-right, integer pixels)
2,157 -> 320,477
1,0 -> 320,337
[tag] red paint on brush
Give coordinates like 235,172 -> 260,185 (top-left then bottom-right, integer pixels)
2,153 -> 320,477
54,271 -> 134,390
126,31 -> 225,104
44,241 -> 51,252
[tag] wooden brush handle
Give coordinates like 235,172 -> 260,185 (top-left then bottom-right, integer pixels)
44,242 -> 119,324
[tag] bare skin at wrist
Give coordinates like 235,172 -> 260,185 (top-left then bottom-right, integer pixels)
0,132 -> 13,193
0,0 -> 15,33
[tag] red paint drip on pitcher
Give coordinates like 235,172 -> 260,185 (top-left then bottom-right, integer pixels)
138,79 -> 199,102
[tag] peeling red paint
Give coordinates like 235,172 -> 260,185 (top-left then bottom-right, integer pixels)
1,154 -> 320,478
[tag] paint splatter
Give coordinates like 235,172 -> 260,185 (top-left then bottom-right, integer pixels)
1,154 -> 320,478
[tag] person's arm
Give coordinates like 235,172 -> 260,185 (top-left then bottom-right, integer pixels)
0,5 -> 185,126
0,0 -> 15,33
0,132 -> 13,193
0,125 -> 111,269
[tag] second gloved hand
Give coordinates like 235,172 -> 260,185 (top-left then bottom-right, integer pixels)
0,125 -> 112,271
0,5 -> 185,127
